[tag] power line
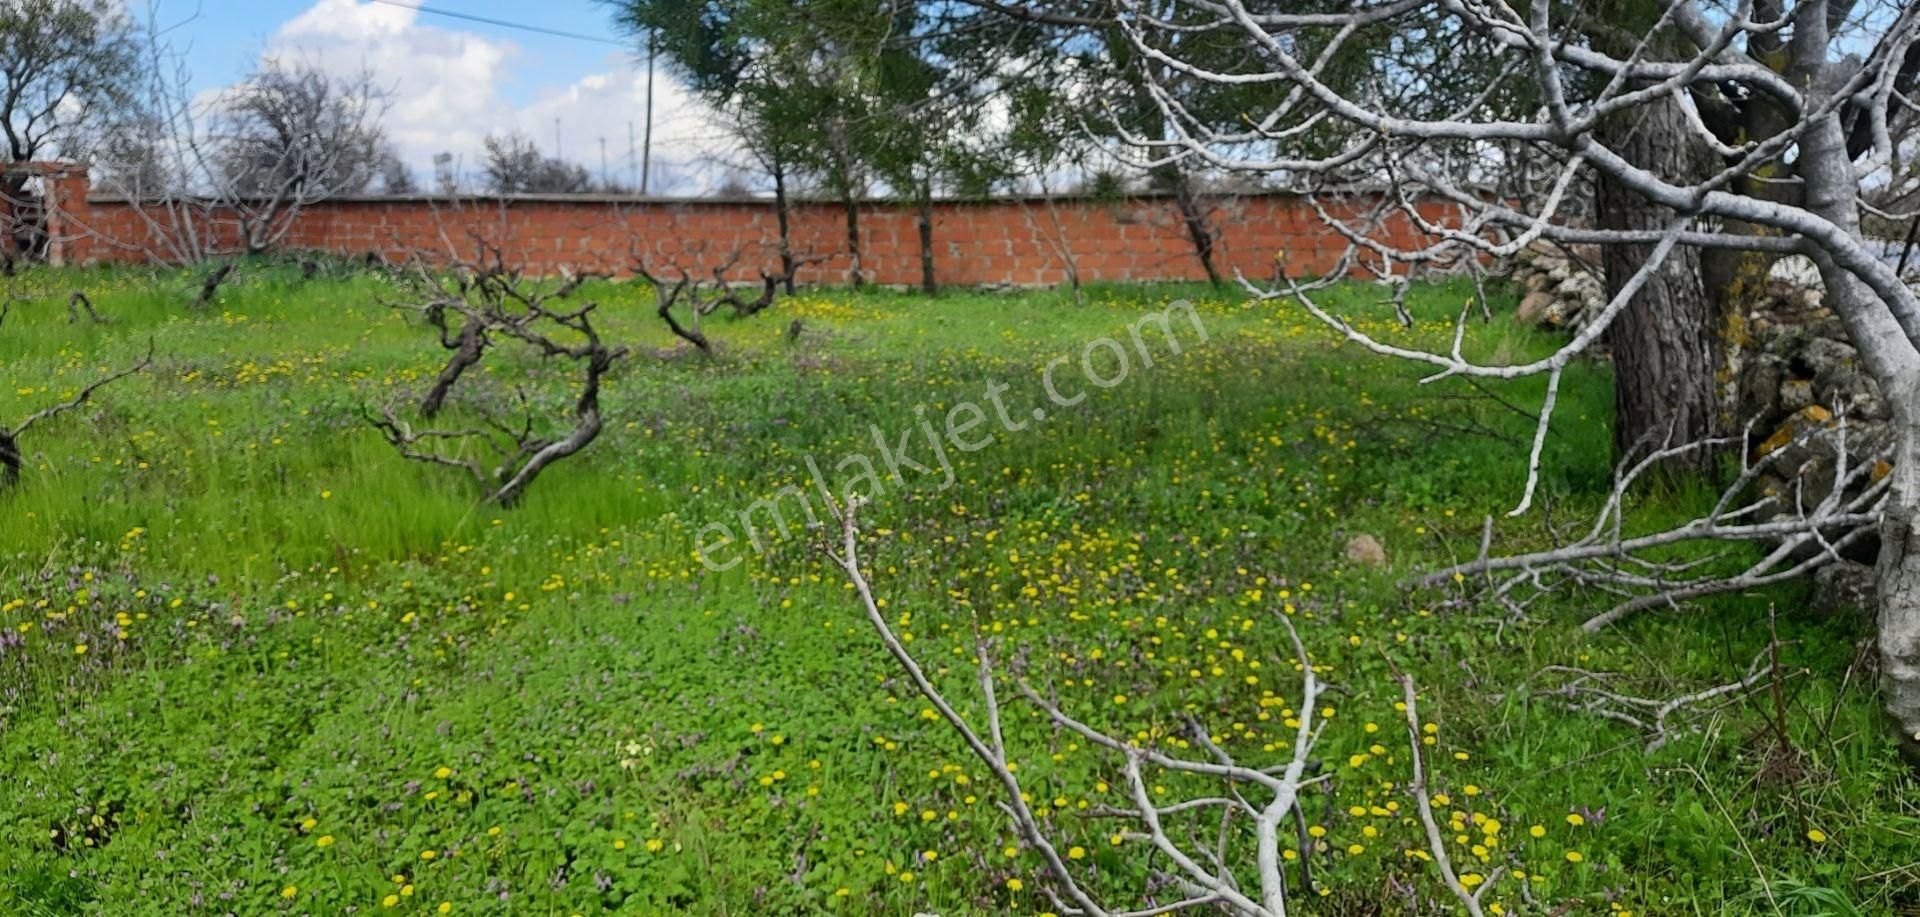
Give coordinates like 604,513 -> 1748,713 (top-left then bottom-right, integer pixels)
363,0 -> 628,46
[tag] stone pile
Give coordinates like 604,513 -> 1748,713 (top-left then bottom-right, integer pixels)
1511,242 -> 1605,328
1735,264 -> 1889,614
1736,276 -> 1884,436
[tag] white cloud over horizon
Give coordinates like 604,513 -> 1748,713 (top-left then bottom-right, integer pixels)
261,0 -> 735,194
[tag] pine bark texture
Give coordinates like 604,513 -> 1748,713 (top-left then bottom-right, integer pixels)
1596,94 -> 1724,463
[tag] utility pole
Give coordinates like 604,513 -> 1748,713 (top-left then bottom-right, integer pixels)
642,31 -> 655,195
599,136 -> 608,189
554,118 -> 563,160
628,121 -> 638,193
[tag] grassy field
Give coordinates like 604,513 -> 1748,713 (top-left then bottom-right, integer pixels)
0,262 -> 1913,915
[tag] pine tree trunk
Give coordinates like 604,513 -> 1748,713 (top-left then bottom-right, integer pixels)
1596,95 -> 1724,464
917,182 -> 936,296
773,163 -> 796,295
842,190 -> 863,289
1148,162 -> 1221,287
1170,175 -> 1221,287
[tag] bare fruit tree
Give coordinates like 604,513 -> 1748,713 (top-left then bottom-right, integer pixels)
1103,0 -> 1920,756
78,30 -> 390,275
211,57 -> 392,251
0,0 -> 140,260
0,0 -> 140,165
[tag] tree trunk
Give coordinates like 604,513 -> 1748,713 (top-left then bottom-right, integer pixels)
1878,428 -> 1920,759
842,190 -> 864,289
1806,137 -> 1920,757
1596,95 -> 1723,464
917,180 -> 937,296
1796,103 -> 1920,760
1123,50 -> 1222,288
1171,175 -> 1221,287
1,172 -> 21,260
1,172 -> 43,262
195,263 -> 235,310
772,161 -> 796,295
1150,163 -> 1220,287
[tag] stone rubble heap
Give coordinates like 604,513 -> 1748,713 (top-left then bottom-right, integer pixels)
1510,242 -> 1605,329
1735,263 -> 1891,613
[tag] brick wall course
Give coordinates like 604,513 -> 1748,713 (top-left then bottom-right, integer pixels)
29,163 -> 1452,284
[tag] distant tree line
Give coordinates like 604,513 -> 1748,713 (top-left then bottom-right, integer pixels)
600,0 -> 1279,292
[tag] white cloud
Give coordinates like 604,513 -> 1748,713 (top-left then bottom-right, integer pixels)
510,57 -> 739,194
260,0 -> 731,194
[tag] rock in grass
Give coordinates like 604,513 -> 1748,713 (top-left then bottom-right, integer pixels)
1813,561 -> 1876,618
1345,534 -> 1387,567
1517,290 -> 1556,325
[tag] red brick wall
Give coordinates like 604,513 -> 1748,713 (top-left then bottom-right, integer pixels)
38,164 -> 1449,284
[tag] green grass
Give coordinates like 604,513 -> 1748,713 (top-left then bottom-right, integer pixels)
0,262 -> 1913,915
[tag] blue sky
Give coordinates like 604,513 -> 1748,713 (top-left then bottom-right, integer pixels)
157,0 -> 727,191
175,0 -> 625,104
